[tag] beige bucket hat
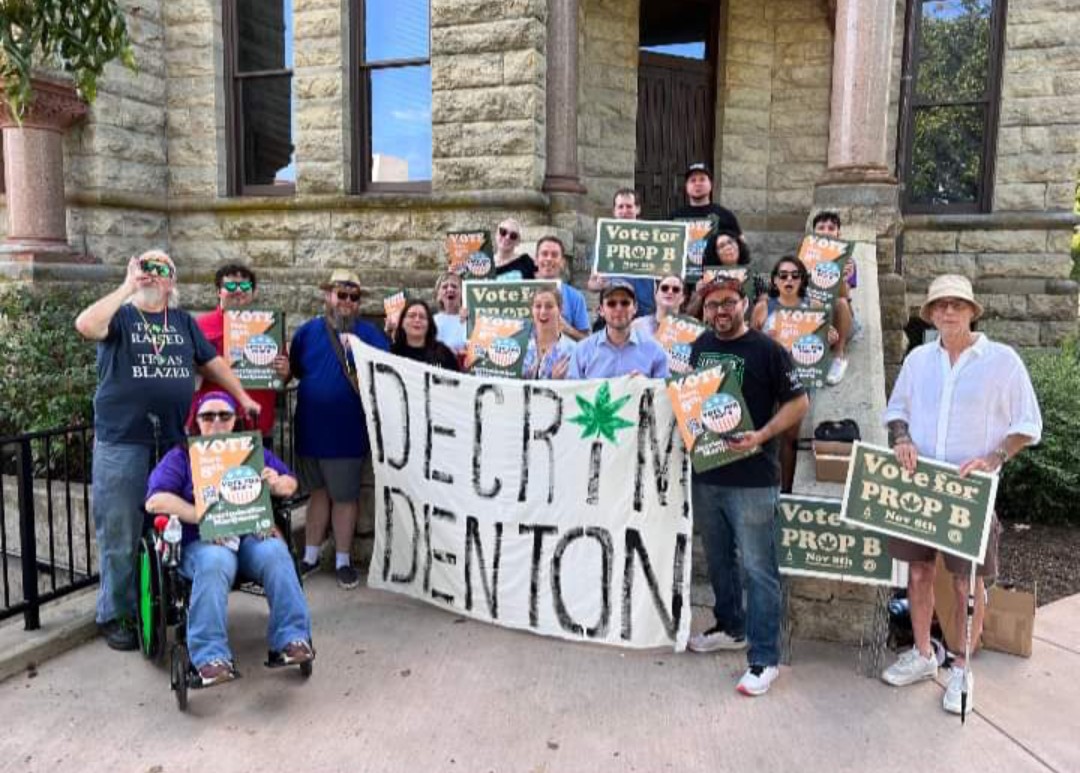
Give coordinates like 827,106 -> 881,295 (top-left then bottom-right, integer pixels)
320,269 -> 363,291
919,274 -> 984,323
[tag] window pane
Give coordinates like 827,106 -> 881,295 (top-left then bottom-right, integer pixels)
241,75 -> 295,187
366,0 -> 429,62
639,1 -> 709,60
370,66 -> 432,182
238,0 -> 293,72
915,0 -> 991,102
909,104 -> 985,206
640,42 -> 706,59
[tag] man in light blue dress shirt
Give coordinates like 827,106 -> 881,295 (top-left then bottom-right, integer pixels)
569,281 -> 669,379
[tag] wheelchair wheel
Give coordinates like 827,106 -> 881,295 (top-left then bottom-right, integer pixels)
171,643 -> 190,712
135,536 -> 168,662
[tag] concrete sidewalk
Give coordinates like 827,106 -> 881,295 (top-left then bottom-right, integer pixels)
0,576 -> 1075,773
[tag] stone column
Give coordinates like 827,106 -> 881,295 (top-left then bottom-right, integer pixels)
542,0 -> 585,194
0,77 -> 87,263
823,0 -> 896,182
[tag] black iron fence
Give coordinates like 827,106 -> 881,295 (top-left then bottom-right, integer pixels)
0,387 -> 301,631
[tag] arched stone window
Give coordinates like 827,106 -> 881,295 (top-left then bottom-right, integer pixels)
898,0 -> 1007,213
351,0 -> 431,192
225,0 -> 296,195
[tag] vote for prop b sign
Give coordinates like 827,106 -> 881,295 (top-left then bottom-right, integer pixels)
839,442 -> 998,564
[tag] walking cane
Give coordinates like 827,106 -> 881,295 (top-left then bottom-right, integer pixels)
961,562 -> 977,724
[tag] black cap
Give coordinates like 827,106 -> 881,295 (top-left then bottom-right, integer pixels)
685,162 -> 712,181
599,279 -> 637,302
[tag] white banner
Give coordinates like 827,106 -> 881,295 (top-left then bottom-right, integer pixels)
352,341 -> 693,650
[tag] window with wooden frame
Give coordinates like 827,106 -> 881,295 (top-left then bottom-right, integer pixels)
224,0 -> 296,196
352,0 -> 432,192
898,0 -> 1007,213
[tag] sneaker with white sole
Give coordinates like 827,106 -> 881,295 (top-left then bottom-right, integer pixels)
881,647 -> 938,686
826,357 -> 849,385
943,666 -> 974,715
736,665 -> 779,696
687,625 -> 748,653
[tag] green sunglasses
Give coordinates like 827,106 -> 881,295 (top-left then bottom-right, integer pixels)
139,260 -> 174,278
222,280 -> 254,293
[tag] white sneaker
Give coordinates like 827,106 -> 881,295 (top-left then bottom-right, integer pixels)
881,647 -> 938,686
687,625 -> 748,653
826,357 -> 849,385
736,665 -> 779,696
943,666 -> 974,715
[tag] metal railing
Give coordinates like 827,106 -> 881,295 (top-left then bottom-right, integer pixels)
0,386 -> 302,631
0,424 -> 96,629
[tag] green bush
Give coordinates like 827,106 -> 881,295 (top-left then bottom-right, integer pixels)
0,284 -> 97,437
998,339 -> 1080,524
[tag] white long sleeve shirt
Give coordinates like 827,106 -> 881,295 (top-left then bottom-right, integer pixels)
883,334 -> 1042,466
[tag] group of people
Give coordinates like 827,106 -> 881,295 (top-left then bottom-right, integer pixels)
77,161 -> 1042,708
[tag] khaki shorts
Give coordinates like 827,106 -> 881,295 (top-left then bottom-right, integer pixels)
887,514 -> 1001,578
296,456 -> 364,502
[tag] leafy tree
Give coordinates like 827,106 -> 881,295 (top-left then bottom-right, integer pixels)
0,0 -> 136,122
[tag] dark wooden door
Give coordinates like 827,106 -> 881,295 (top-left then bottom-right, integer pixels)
635,52 -> 714,220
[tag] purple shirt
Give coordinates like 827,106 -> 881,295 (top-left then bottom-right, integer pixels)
147,444 -> 292,544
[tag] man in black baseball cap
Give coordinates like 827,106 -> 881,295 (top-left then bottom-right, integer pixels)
670,161 -> 741,236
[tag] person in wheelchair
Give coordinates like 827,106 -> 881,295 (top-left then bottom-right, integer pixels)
144,391 -> 314,687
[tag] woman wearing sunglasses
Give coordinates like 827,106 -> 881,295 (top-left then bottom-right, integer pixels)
631,274 -> 685,340
390,299 -> 460,371
493,218 -> 537,280
144,391 -> 313,688
193,264 -> 287,449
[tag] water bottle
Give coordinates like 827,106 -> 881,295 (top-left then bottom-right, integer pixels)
163,514 -> 183,565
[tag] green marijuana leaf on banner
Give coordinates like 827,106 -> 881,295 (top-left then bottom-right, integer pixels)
568,383 -> 635,443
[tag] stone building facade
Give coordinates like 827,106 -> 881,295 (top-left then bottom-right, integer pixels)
0,0 -> 1076,641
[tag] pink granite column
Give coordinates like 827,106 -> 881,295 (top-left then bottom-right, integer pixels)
0,78 -> 87,253
824,0 -> 897,181
542,0 -> 586,193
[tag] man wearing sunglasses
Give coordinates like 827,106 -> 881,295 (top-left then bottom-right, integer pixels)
288,269 -> 389,589
193,264 -> 289,448
75,250 -> 262,651
686,278 -> 808,697
568,280 -> 668,379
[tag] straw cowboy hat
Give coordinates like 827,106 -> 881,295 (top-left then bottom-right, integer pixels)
919,274 -> 984,324
320,269 -> 363,291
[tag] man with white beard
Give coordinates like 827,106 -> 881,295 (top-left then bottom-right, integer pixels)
76,250 -> 260,651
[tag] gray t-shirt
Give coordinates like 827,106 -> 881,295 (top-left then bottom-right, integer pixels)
93,304 -> 216,446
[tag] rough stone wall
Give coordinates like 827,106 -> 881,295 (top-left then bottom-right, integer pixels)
63,0 -> 169,260
431,0 -> 548,192
901,0 -> 1080,352
576,0 -> 638,218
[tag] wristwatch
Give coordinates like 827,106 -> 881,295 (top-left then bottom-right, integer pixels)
993,447 -> 1008,465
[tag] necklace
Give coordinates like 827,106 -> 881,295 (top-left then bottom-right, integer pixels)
134,304 -> 169,364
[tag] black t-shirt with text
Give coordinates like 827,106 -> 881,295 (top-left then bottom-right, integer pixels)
93,304 -> 217,447
689,328 -> 805,487
669,203 -> 742,236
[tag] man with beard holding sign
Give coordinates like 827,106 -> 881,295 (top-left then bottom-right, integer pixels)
686,278 -> 808,697
880,275 -> 1041,715
287,270 -> 389,588
76,251 -> 261,651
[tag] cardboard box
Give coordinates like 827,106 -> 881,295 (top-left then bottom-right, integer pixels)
932,555 -> 1036,658
812,440 -> 852,483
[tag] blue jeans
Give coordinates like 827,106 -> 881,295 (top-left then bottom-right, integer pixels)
180,535 -> 311,667
692,482 -> 781,667
92,441 -> 154,625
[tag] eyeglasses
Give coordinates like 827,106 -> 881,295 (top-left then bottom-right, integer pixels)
776,271 -> 801,280
716,239 -> 738,250
704,299 -> 742,312
336,290 -> 361,302
498,227 -> 520,241
196,411 -> 235,423
658,284 -> 682,293
140,260 -> 173,278
933,299 -> 970,312
604,299 -> 633,308
222,280 -> 253,293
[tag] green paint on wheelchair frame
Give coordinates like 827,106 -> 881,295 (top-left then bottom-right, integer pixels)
139,548 -> 153,655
